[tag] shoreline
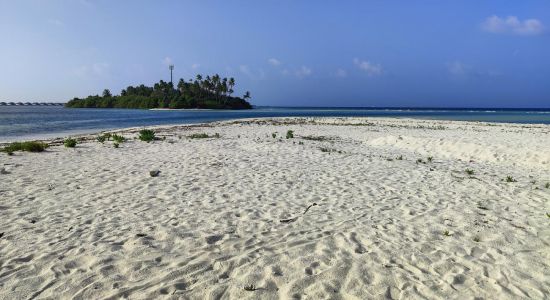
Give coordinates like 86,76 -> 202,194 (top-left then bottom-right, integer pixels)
2,115 -> 549,145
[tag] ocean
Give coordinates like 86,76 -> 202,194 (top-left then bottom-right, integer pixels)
1,106 -> 549,141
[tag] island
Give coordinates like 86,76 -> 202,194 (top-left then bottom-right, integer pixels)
65,74 -> 252,109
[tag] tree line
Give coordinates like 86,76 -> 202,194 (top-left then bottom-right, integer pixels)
65,74 -> 252,109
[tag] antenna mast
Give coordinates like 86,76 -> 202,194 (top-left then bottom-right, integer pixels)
169,65 -> 174,86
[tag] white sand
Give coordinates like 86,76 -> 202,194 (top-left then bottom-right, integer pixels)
1,117 -> 549,299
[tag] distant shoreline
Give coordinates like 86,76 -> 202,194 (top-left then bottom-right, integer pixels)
1,107 -> 549,143
149,108 -> 215,111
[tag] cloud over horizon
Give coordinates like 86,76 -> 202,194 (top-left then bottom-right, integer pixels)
295,66 -> 312,78
162,57 -> 173,66
74,62 -> 110,78
268,58 -> 281,66
482,15 -> 544,36
353,59 -> 383,76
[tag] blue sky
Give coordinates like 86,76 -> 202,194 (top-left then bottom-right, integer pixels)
0,1 -> 549,107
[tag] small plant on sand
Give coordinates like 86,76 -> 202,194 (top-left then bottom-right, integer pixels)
319,147 -> 341,154
443,230 -> 451,237
112,134 -> 126,143
188,133 -> 220,139
473,236 -> 481,242
272,132 -> 277,138
465,169 -> 475,176
64,138 -> 77,148
396,155 -> 403,160
546,212 -> 550,219
505,176 -> 517,183
427,156 -> 433,163
189,133 -> 208,139
6,150 -> 14,156
545,182 -> 550,189
3,141 -> 48,153
138,129 -> 155,142
286,130 -> 294,139
113,142 -> 119,148
302,135 -> 328,141
244,285 -> 257,291
97,135 -> 106,143
299,141 -> 304,145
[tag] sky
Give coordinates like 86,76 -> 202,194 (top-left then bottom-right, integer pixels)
0,0 -> 549,108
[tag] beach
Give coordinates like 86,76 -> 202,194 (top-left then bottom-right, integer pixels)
1,117 -> 549,299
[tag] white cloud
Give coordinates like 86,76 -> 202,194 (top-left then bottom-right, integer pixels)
162,57 -> 173,66
191,63 -> 200,69
353,58 -> 383,76
239,65 -> 251,76
294,66 -> 312,78
239,65 -> 266,80
446,61 -> 501,77
268,58 -> 281,66
74,62 -> 110,77
482,15 -> 544,36
335,68 -> 347,78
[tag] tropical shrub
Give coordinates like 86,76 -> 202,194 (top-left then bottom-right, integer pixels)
138,129 -> 155,142
3,141 -> 48,153
64,138 -> 77,148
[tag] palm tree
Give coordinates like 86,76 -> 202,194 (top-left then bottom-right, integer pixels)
228,77 -> 235,97
177,79 -> 186,94
212,74 -> 221,102
243,91 -> 251,101
205,75 -> 212,96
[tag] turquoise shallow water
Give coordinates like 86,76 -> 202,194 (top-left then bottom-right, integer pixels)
0,106 -> 549,141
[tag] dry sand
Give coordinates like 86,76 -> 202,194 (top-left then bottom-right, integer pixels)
1,117 -> 549,299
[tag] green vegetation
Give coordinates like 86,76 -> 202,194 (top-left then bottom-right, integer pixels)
65,74 -> 252,110
112,134 -> 126,143
138,129 -> 156,142
272,133 -> 277,138
188,133 -> 220,139
465,169 -> 475,175
286,130 -> 294,139
113,142 -> 119,148
64,138 -> 77,148
396,155 -> 403,160
2,141 -> 48,153
545,182 -> 550,189
427,156 -> 433,162
505,176 -> 517,183
243,285 -> 257,291
443,230 -> 451,237
97,135 -> 106,143
302,135 -> 329,141
319,147 -> 341,154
